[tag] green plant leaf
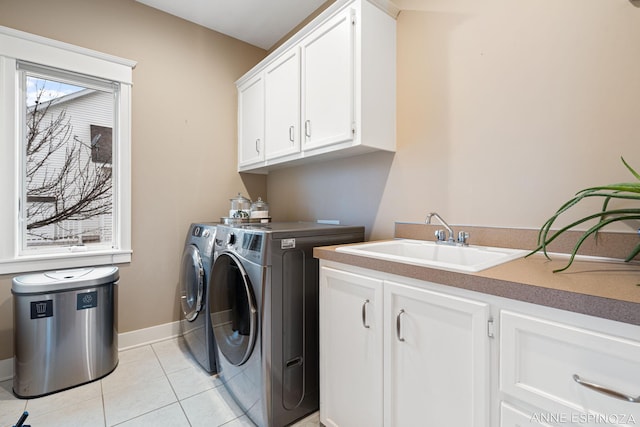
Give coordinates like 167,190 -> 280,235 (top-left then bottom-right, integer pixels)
622,156 -> 640,181
535,193 -> 640,258
533,208 -> 640,248
552,214 -> 640,272
531,157 -> 640,273
529,208 -> 640,259
578,184 -> 640,194
625,241 -> 640,262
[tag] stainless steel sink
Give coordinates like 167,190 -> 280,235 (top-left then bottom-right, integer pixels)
335,239 -> 528,273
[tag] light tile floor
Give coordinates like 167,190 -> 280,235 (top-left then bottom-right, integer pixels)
0,337 -> 320,427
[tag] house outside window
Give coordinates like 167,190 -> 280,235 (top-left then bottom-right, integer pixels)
0,26 -> 135,274
22,69 -> 115,251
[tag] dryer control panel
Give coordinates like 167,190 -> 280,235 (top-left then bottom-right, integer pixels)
214,225 -> 267,266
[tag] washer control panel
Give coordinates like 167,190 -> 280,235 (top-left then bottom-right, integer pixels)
189,223 -> 216,258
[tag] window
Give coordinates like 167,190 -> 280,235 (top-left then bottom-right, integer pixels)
0,26 -> 135,274
21,65 -> 116,252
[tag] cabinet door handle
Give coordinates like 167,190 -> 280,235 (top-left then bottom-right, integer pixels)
396,309 -> 406,342
304,120 -> 311,137
255,138 -> 261,153
573,374 -> 640,403
289,126 -> 295,142
361,299 -> 370,329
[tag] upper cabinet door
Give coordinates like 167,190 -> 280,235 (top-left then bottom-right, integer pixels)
301,8 -> 354,151
264,48 -> 301,161
237,74 -> 264,168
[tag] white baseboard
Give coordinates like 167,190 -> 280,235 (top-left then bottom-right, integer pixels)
0,358 -> 12,382
0,320 -> 181,382
117,320 -> 181,351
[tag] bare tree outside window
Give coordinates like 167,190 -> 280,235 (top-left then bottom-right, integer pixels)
24,76 -> 114,247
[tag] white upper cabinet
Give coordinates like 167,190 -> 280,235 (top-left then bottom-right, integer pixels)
237,74 -> 265,167
264,48 -> 301,161
236,0 -> 397,173
301,8 -> 354,151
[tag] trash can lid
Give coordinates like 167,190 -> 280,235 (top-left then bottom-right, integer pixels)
12,266 -> 119,294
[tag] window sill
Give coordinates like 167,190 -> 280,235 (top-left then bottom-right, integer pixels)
0,249 -> 132,275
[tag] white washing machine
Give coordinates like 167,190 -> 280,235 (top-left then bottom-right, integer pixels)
210,222 -> 364,426
179,223 -> 218,373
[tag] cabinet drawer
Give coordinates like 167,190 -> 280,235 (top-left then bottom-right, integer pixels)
500,310 -> 640,424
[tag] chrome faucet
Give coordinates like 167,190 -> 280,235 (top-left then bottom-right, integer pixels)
425,212 -> 469,246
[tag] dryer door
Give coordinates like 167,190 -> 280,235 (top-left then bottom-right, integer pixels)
210,252 -> 258,366
180,245 -> 204,321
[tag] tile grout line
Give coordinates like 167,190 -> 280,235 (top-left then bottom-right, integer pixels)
109,402 -> 186,427
148,342 -> 195,427
100,379 -> 107,427
149,337 -> 240,426
107,342 -> 187,427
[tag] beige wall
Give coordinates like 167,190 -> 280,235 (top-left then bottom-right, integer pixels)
268,0 -> 640,241
0,0 -> 267,360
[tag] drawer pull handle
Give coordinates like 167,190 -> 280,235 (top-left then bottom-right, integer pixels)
573,374 -> 640,403
361,299 -> 370,329
289,125 -> 295,142
396,309 -> 406,342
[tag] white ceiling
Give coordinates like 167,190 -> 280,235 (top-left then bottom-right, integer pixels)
135,0 -> 329,50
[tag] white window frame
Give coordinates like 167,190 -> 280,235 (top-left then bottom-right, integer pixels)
0,26 -> 136,274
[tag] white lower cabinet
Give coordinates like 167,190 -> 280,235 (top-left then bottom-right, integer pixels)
319,263 -> 490,427
320,266 -> 383,427
500,310 -> 640,427
320,260 -> 640,427
384,281 -> 490,427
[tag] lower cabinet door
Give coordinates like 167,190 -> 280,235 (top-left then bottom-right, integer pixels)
384,280 -> 491,427
320,266 -> 384,427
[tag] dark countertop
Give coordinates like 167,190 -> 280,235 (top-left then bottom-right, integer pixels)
314,243 -> 640,326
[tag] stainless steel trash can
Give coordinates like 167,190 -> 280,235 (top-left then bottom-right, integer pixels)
12,266 -> 119,398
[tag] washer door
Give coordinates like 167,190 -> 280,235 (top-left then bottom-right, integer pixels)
210,252 -> 257,366
180,245 -> 204,322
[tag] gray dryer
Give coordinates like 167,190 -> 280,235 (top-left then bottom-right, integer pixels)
210,222 -> 364,426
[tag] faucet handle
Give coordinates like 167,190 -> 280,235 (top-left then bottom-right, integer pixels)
457,231 -> 469,245
435,229 -> 446,241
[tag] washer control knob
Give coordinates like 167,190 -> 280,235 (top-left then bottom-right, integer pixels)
226,233 -> 236,246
